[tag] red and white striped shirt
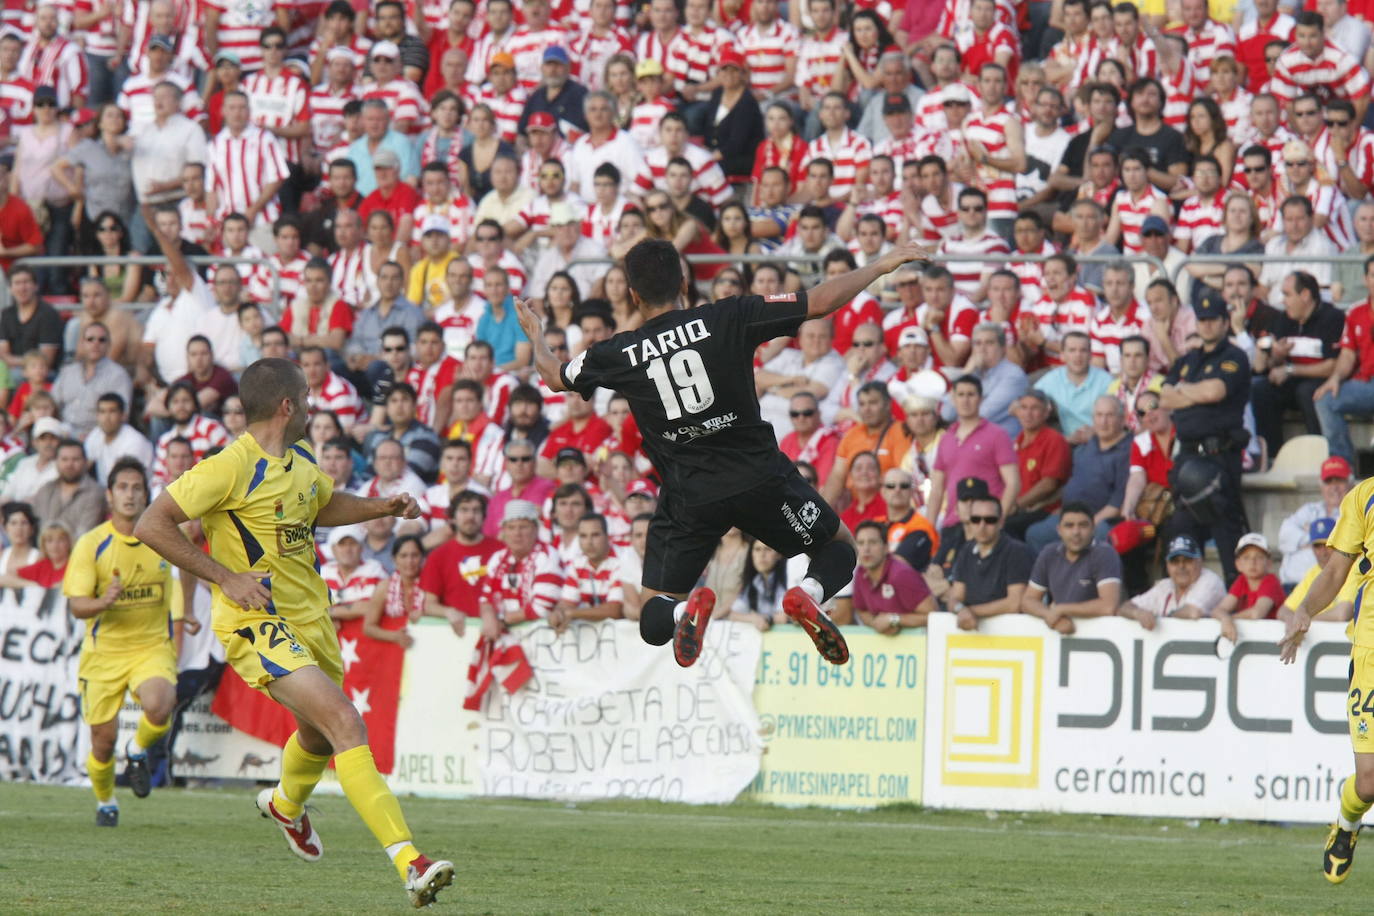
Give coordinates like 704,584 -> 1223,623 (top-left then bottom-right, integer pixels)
279,0 -> 327,56
856,190 -> 903,239
154,415 -> 229,480
432,294 -> 487,359
666,24 -> 737,86
1166,19 -> 1235,85
914,83 -> 953,135
629,97 -> 677,151
1173,189 -> 1225,252
0,0 -> 34,40
1160,59 -> 1200,130
1280,179 -> 1354,250
1024,286 -> 1097,365
406,354 -> 461,428
518,134 -> 570,193
466,25 -> 515,84
480,543 -> 563,621
18,36 -> 86,108
310,370 -> 363,428
964,106 -> 1018,220
803,128 -> 872,201
411,196 -> 475,247
362,78 -> 428,134
309,82 -> 360,153
938,229 -> 1010,300
919,188 -> 963,246
329,245 -> 367,307
635,142 -> 731,206
120,0 -> 199,76
472,83 -> 527,144
569,26 -> 632,91
178,197 -> 213,248
1214,86 -> 1253,138
561,551 -> 628,607
0,76 -> 34,134
308,34 -> 373,78
953,20 -> 1020,83
582,195 -> 634,248
204,0 -> 276,74
738,19 -> 799,96
796,26 -> 846,95
1107,33 -> 1158,83
243,70 -> 311,161
1272,40 -> 1370,105
248,252 -> 309,311
480,370 -> 518,425
72,0 -> 120,57
507,25 -> 567,92
1008,239 -> 1056,306
937,0 -> 1015,37
116,69 -> 204,130
873,128 -> 923,172
513,192 -> 584,234
468,250 -> 527,297
634,28 -> 680,71
1114,184 -> 1168,254
1089,300 -> 1147,373
322,559 -> 386,603
914,294 -> 980,370
207,125 -> 290,226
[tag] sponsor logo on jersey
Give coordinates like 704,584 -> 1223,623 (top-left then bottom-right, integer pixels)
765,293 -> 797,302
798,500 -> 820,528
115,582 -> 166,607
661,412 -> 738,442
780,501 -> 816,547
276,522 -> 315,556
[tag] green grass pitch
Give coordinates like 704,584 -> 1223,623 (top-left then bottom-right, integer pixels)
0,783 -> 1364,913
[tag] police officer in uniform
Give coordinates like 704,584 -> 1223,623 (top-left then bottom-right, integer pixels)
1160,292 -> 1251,583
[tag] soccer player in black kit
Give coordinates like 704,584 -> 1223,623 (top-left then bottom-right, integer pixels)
517,238 -> 931,667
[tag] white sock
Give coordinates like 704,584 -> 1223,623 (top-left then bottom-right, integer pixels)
97,798 -> 118,809
125,739 -> 145,760
672,601 -> 687,623
385,841 -> 411,862
800,577 -> 825,605
1340,813 -> 1363,831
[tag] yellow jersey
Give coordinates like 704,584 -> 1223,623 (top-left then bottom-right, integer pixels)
64,520 -> 175,653
165,433 -> 334,626
1329,479 -> 1374,648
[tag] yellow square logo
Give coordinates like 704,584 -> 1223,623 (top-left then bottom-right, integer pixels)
940,635 -> 1042,788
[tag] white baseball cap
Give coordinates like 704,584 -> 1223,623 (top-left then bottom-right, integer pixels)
32,417 -> 69,440
1235,532 -> 1270,556
327,524 -> 366,549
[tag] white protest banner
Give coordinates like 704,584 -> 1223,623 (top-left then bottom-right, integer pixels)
479,619 -> 763,803
0,589 -> 84,784
923,614 -> 1352,822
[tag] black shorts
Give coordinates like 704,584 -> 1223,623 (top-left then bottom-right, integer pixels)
641,469 -> 843,595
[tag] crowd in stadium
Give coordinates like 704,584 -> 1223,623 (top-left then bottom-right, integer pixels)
0,0 -> 1369,675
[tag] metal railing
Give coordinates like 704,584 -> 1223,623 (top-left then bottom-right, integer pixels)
1169,252 -> 1373,305
11,255 -> 281,312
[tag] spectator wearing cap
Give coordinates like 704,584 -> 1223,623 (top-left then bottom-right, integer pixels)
1120,534 -> 1227,630
928,476 -> 991,596
1005,389 -> 1072,540
371,0 -> 429,83
1251,269 -> 1344,458
359,146 -> 423,238
1026,395 -> 1130,553
853,519 -> 937,635
1021,501 -> 1123,635
347,99 -> 421,196
1033,330 -> 1113,443
3,416 -> 67,501
479,498 -> 565,635
857,52 -> 924,145
323,524 -> 387,627
947,493 -> 1035,631
939,322 -> 1027,439
627,58 -> 674,151
1258,195 -> 1335,308
1316,255 -> 1374,462
527,203 -> 607,301
1279,516 -> 1358,623
518,45 -> 589,139
1212,532 -> 1286,642
926,374 -> 1019,530
702,47 -> 763,186
537,395 -> 613,479
407,216 -> 459,309
1133,213 -> 1190,303
887,325 -> 948,408
1277,455 -> 1353,587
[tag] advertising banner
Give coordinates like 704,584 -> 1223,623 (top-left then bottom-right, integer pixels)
923,615 -> 1353,822
748,629 -> 925,807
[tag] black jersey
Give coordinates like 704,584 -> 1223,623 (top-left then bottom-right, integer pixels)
560,292 -> 810,505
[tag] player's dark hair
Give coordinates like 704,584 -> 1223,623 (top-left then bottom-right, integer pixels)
240,357 -> 307,423
623,238 -> 684,308
392,533 -> 425,558
450,488 -> 488,519
1060,501 -> 1095,523
107,455 -> 149,492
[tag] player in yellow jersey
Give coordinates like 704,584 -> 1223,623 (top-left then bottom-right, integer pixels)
65,456 -> 189,827
1282,476 -> 1374,884
135,358 -> 454,909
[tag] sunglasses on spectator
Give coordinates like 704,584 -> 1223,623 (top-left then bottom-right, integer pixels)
1137,407 -> 1154,418
34,98 -> 55,107
261,40 -> 285,49
789,409 -> 816,418
969,515 -> 1000,525
942,99 -> 969,107
1242,165 -> 1267,174
1326,118 -> 1350,128
883,482 -> 912,490
1284,160 -> 1310,168
647,203 -> 672,213
476,234 -> 499,242
960,205 -> 985,212
507,454 -> 534,463
1141,229 -> 1166,237
382,345 -> 408,353
852,340 -> 878,348
1294,109 -> 1319,117
84,335 -> 108,343
1265,55 -> 1280,64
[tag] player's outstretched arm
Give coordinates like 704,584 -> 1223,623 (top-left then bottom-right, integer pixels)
316,491 -> 423,527
514,297 -> 569,392
805,242 -> 935,320
1279,549 -> 1356,664
135,491 -> 274,611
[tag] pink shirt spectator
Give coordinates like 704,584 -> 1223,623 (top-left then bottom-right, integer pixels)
852,556 -> 931,617
931,418 -> 1016,527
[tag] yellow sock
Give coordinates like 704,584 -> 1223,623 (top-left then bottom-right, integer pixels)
272,732 -> 332,821
334,745 -> 417,878
1341,776 -> 1373,826
133,714 -> 170,753
88,753 -> 115,805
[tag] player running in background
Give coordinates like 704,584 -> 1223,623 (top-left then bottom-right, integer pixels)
65,457 -> 192,827
1281,478 -> 1374,884
135,358 -> 454,909
517,238 -> 931,667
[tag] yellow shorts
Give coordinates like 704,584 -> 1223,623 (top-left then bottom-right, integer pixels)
77,643 -> 178,725
1350,646 -> 1374,750
216,612 -> 343,693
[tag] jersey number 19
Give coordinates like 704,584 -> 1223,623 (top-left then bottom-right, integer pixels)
644,350 -> 715,420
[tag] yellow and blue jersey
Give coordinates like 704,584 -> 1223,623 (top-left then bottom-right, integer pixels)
1329,479 -> 1374,649
64,520 -> 175,653
165,433 -> 334,627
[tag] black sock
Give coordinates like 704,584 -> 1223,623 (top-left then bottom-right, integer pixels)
639,595 -> 677,646
806,538 -> 857,603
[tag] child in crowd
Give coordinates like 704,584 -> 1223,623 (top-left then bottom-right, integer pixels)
1212,532 -> 1286,642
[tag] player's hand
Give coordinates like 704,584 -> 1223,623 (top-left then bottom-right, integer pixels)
384,493 -> 422,519
883,242 -> 936,272
183,612 -> 202,636
1278,608 -> 1311,664
221,572 -> 272,610
513,297 -> 545,344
